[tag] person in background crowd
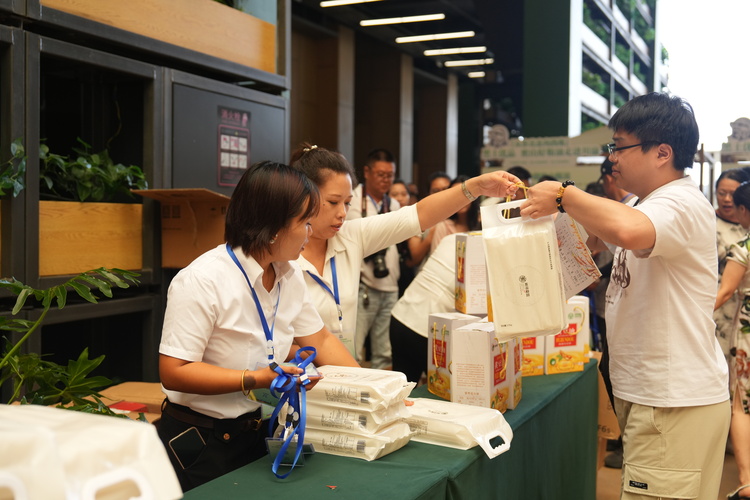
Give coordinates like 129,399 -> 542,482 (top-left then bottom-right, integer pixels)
156,161 -> 358,491
596,157 -> 638,470
389,179 -> 411,208
427,171 -> 451,195
715,180 -> 750,500
521,92 -> 729,500
538,174 -> 559,182
390,233 -> 458,383
390,178 -> 417,296
715,169 -> 750,362
427,175 -> 482,254
407,182 -> 419,205
289,143 -> 520,368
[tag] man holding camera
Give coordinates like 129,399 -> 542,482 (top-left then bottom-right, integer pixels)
347,148 -> 401,369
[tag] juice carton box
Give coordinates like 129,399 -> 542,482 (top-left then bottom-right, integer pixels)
544,295 -> 590,374
427,312 -> 479,400
455,232 -> 487,316
521,336 -> 545,377
509,336 -> 523,409
451,321 -> 521,412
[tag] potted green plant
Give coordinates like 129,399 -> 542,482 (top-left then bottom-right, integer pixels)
37,139 -> 148,276
0,267 -> 141,418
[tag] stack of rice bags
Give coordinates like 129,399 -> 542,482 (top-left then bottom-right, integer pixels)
302,365 -> 415,461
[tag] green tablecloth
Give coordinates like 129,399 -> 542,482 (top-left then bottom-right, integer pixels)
184,360 -> 598,500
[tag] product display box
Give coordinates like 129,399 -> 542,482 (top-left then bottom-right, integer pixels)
134,188 -> 230,268
427,312 -> 479,400
455,232 -> 487,316
544,295 -> 590,374
452,321 -> 521,413
521,336 -> 545,377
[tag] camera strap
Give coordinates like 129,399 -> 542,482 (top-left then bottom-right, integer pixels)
361,185 -> 390,218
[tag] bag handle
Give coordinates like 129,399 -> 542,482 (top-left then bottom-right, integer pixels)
476,422 -> 513,459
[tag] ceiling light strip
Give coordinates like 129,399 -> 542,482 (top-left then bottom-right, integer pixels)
396,31 -> 475,44
321,0 -> 383,7
444,58 -> 494,67
424,46 -> 487,56
468,71 -> 486,78
360,14 -> 445,26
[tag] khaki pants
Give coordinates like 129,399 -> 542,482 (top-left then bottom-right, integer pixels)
614,397 -> 730,499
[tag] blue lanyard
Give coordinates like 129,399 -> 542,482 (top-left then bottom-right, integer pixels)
306,256 -> 342,322
226,244 -> 280,361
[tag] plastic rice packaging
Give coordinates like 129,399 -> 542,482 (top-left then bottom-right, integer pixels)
304,399 -> 412,434
404,397 -> 513,459
303,421 -> 413,461
310,366 -> 416,412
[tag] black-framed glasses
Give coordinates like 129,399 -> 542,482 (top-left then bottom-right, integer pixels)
606,141 -> 658,156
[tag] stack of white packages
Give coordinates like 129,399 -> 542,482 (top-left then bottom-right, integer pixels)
302,365 -> 416,461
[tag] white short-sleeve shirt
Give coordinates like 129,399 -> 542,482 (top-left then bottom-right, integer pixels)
297,204 -> 421,354
160,244 -> 324,419
605,177 -> 728,407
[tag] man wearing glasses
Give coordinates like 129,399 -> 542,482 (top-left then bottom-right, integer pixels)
521,93 -> 729,500
347,148 -> 400,369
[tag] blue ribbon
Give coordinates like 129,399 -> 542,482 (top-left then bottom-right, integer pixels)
267,346 -> 317,478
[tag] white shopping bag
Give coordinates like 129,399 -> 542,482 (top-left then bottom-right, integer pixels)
404,397 -> 513,459
481,200 -> 566,340
0,405 -> 182,500
310,366 -> 415,412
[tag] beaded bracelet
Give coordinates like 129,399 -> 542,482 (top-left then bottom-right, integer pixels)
556,180 -> 575,213
240,368 -> 250,396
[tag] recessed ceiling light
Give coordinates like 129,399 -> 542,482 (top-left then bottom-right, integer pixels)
361,14 -> 445,26
424,46 -> 487,56
444,58 -> 494,67
468,71 -> 486,78
396,31 -> 475,44
320,0 -> 383,7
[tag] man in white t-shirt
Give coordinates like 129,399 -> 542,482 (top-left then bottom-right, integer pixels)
521,93 -> 729,500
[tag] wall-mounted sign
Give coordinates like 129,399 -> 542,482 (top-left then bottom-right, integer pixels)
217,106 -> 251,187
480,126 -> 613,187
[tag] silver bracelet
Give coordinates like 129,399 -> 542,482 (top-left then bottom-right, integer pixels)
461,180 -> 477,201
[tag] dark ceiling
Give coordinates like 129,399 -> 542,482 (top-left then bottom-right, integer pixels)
291,0 -> 523,82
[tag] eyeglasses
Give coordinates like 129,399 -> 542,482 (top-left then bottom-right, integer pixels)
716,190 -> 735,199
369,170 -> 395,180
606,141 -> 659,157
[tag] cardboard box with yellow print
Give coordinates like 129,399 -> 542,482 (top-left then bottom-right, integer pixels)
427,312 -> 478,400
455,232 -> 487,316
544,295 -> 590,374
452,321 -> 521,412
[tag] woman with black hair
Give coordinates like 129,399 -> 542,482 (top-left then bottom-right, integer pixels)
716,180 -> 750,500
157,161 -> 358,491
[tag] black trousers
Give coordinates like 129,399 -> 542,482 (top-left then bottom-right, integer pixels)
390,315 -> 428,383
156,399 -> 268,492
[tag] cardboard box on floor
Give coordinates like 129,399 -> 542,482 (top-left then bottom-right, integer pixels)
589,351 -> 620,441
134,188 -> 230,268
98,381 -> 166,423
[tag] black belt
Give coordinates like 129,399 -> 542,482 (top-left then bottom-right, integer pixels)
161,399 -> 263,434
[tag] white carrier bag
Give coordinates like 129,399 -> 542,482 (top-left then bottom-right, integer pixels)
404,397 -> 513,459
0,404 -> 181,500
309,365 -> 416,412
480,200 -> 566,340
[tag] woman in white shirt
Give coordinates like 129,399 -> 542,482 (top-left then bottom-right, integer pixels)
157,161 -> 358,491
290,143 -> 520,357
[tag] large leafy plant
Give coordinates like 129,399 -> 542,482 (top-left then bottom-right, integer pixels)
0,268 -> 141,418
39,138 -> 148,202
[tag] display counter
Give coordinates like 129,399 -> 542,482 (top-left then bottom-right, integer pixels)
184,360 -> 598,500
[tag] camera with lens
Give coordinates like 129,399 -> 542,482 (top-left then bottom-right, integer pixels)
364,249 -> 389,278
